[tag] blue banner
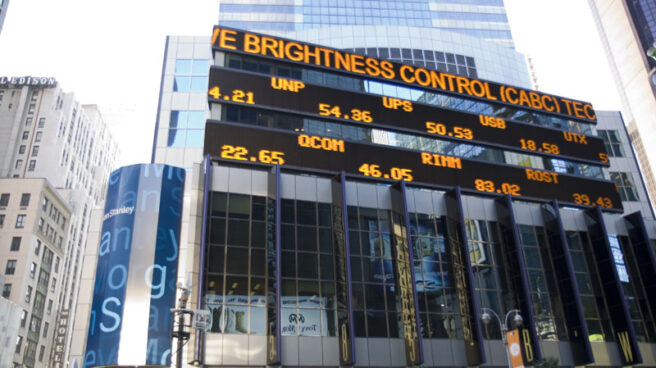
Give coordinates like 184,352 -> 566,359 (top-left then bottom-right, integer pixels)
84,164 -> 185,367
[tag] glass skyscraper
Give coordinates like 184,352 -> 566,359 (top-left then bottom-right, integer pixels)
218,0 -> 514,48
127,2 -> 656,367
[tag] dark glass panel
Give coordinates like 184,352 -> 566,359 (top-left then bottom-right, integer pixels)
228,194 -> 250,219
296,200 -> 317,226
227,219 -> 249,246
320,254 -> 334,281
251,196 -> 266,221
208,245 -> 225,274
211,192 -> 227,217
251,221 -> 266,248
281,251 -> 296,278
297,253 -> 319,279
209,218 -> 225,245
353,310 -> 366,336
281,224 -> 295,250
250,249 -> 265,276
318,228 -> 332,253
297,226 -> 317,251
298,280 -> 320,307
281,280 -> 297,307
318,203 -> 331,227
250,277 -> 266,306
367,311 -> 388,337
226,247 -> 249,275
281,199 -> 295,223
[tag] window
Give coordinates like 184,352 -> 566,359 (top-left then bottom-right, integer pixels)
54,257 -> 60,273
42,322 -> 49,338
598,130 -> 624,157
38,217 -> 44,231
34,131 -> 42,142
27,103 -> 35,114
5,260 -> 16,275
0,193 -> 8,206
20,310 -> 27,327
15,214 -> 26,228
20,193 -> 30,207
31,145 -> 39,157
25,286 -> 32,303
15,336 -> 22,354
10,236 -> 21,251
29,262 -> 37,278
2,283 -> 11,298
15,159 -> 22,169
38,345 -> 45,362
22,131 -> 28,140
42,197 -> 48,211
38,117 -> 45,128
51,277 -> 56,292
0,214 -> 4,228
25,117 -> 32,126
35,239 -> 41,255
46,299 -> 52,315
28,160 -> 36,171
18,145 -> 25,154
611,172 -> 639,201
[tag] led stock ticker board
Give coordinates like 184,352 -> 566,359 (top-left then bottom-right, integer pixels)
204,122 -> 622,211
208,67 -> 609,165
211,26 -> 597,123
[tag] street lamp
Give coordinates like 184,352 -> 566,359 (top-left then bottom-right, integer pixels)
481,308 -> 523,368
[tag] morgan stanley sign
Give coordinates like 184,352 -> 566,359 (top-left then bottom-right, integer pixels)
84,164 -> 185,367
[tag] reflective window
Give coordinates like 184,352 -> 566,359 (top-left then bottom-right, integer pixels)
167,110 -> 205,147
610,172 -> 639,201
348,206 -> 398,338
409,213 -> 461,339
205,192 -> 270,335
466,219 -> 515,339
597,130 -> 624,157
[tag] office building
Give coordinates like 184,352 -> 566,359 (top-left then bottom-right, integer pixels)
0,0 -> 8,35
152,1 -> 530,168
0,77 -> 120,367
0,178 -> 71,368
588,0 -> 656,209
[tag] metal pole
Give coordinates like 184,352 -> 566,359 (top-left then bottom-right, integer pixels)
176,310 -> 185,368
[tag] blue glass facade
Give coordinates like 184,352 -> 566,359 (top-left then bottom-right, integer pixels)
626,0 -> 656,68
218,0 -> 513,47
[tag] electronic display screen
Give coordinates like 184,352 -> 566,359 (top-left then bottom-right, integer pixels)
211,26 -> 597,123
204,122 -> 622,211
208,67 -> 609,165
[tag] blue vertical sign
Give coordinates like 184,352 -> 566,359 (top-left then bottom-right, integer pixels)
84,164 -> 185,367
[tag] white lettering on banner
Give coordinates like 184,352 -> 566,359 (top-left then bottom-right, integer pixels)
0,76 -> 57,87
102,206 -> 135,221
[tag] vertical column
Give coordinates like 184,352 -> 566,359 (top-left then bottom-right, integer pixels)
390,181 -> 423,366
584,207 -> 642,366
266,165 -> 282,365
195,155 -> 211,363
443,188 -> 485,366
540,201 -> 592,365
330,172 -> 355,366
494,195 -> 541,365
623,212 -> 656,323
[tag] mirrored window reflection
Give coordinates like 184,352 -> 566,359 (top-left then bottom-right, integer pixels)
567,231 -> 613,341
167,110 -> 205,147
518,225 -> 565,341
348,206 -> 399,338
205,192 -> 268,334
280,199 -> 337,336
465,219 -> 515,339
409,213 -> 461,339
